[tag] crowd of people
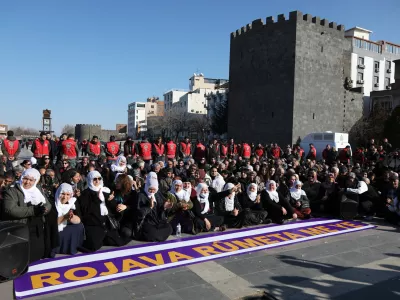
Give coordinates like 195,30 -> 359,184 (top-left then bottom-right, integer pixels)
0,130 -> 399,264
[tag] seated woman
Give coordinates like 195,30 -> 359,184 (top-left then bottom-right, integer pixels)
385,189 -> 400,225
109,174 -> 138,238
53,183 -> 84,255
79,170 -> 129,252
261,180 -> 297,224
111,155 -> 128,181
190,183 -> 225,232
168,179 -> 195,234
320,173 -> 341,215
133,172 -> 173,242
3,169 -> 54,263
289,180 -> 311,219
216,183 -> 269,228
238,183 -> 270,223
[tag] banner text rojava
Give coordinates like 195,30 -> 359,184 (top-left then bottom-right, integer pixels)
14,218 -> 374,298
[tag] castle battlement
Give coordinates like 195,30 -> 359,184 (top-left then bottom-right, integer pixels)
231,10 -> 345,39
75,124 -> 101,127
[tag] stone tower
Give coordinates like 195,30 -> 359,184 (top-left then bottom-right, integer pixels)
228,10 -> 363,145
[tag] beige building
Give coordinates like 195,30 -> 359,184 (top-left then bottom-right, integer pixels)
189,73 -> 228,91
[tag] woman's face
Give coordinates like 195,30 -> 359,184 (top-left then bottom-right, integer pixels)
119,160 -> 126,166
249,185 -> 256,193
72,173 -> 81,183
183,182 -> 191,190
175,184 -> 182,192
148,187 -> 157,194
59,191 -> 72,204
201,187 -> 208,194
92,176 -> 102,187
269,183 -> 276,191
295,184 -> 302,190
24,162 -> 32,169
22,176 -> 35,189
63,161 -> 70,169
115,179 -> 122,190
269,168 -> 275,175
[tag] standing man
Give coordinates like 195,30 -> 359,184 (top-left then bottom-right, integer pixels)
227,138 -> 238,159
166,138 -> 177,160
207,138 -> 220,162
124,136 -> 137,164
152,136 -> 165,163
46,133 -> 57,162
179,136 -> 192,160
88,135 -> 103,161
31,132 -> 52,160
193,139 -> 206,163
138,136 -> 152,168
105,136 -> 121,164
306,144 -> 317,161
80,139 -> 88,156
61,134 -> 79,168
241,141 -> 251,160
1,130 -> 20,162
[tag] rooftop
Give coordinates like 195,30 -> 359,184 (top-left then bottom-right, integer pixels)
345,26 -> 373,33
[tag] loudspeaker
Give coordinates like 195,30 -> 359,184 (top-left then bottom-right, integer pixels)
340,193 -> 359,220
0,222 -> 30,280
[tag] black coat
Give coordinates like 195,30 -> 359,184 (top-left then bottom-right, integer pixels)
261,190 -> 293,221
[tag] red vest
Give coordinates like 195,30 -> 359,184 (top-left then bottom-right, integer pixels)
308,147 -> 317,159
89,142 -> 101,156
140,142 -> 152,160
62,139 -> 77,159
255,148 -> 263,158
221,145 -> 228,157
242,144 -> 251,158
180,142 -> 191,156
166,141 -> 177,158
227,143 -> 237,156
33,139 -> 50,158
339,148 -> 350,163
298,148 -> 304,158
106,142 -> 119,158
271,147 -> 281,159
153,143 -> 165,156
3,139 -> 19,156
322,149 -> 329,160
195,143 -> 206,160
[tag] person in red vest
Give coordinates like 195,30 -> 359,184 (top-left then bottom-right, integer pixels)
241,142 -> 251,160
270,143 -> 282,159
179,137 -> 192,160
306,144 -> 317,160
166,138 -> 177,160
322,145 -> 331,161
61,133 -> 79,168
152,136 -> 166,162
124,136 -> 137,164
105,136 -> 121,164
88,135 -> 103,161
1,131 -> 21,161
80,139 -> 88,156
220,141 -> 228,160
339,145 -> 352,165
254,143 -> 264,158
353,147 -> 365,165
376,145 -> 387,161
193,140 -> 206,163
137,136 -> 152,166
31,132 -> 52,160
227,138 -> 238,159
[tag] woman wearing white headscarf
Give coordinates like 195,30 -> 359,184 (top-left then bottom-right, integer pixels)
53,183 -> 84,255
289,180 -> 311,219
111,155 -> 128,175
133,172 -> 173,241
238,183 -> 270,224
79,170 -> 129,252
261,180 -> 297,224
3,168 -> 53,262
168,179 -> 195,234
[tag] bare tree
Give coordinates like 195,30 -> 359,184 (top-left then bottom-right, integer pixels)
190,114 -> 210,141
61,124 -> 75,135
9,126 -> 40,136
168,110 -> 190,140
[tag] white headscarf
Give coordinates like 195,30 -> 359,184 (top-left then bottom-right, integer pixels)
210,173 -> 225,193
290,180 -> 306,200
170,179 -> 190,202
144,172 -> 158,203
111,155 -> 127,173
195,183 -> 209,214
223,183 -> 235,212
87,171 -> 110,216
55,183 -> 77,232
266,180 -> 279,203
19,169 -> 46,205
247,183 -> 258,202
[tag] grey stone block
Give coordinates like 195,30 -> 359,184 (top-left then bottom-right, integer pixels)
122,277 -> 172,298
142,291 -> 183,300
163,270 -> 207,290
221,255 -> 282,276
82,284 -> 132,300
176,284 -> 231,300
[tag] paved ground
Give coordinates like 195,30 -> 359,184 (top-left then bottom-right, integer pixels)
1,219 -> 399,300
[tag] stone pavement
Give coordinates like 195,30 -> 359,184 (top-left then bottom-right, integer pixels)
1,219 -> 400,300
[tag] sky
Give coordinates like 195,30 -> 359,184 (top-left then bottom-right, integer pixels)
0,0 -> 399,135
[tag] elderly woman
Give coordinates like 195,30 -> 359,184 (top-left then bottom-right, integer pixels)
289,180 -> 311,219
190,183 -> 225,232
3,169 -> 53,262
79,170 -> 128,252
111,155 -> 128,175
168,179 -> 194,234
53,183 -> 84,255
261,180 -> 297,224
133,172 -> 173,241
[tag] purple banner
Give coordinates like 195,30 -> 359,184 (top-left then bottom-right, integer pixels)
14,218 -> 374,299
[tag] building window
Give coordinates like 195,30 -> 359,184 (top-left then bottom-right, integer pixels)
385,77 -> 390,87
357,72 -> 364,81
386,60 -> 392,70
358,57 -> 364,65
151,105 -> 154,108
374,76 -> 379,84
374,61 -> 380,71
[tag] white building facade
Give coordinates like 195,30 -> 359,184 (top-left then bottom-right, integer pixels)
345,27 -> 399,114
127,102 -> 147,138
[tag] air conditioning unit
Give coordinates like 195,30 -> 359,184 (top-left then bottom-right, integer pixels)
375,68 -> 379,73
386,85 -> 391,90
374,83 -> 379,87
358,64 -> 365,69
387,69 -> 392,73
357,80 -> 364,84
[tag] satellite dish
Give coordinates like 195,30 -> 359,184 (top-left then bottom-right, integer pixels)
193,73 -> 197,76
200,73 -> 204,76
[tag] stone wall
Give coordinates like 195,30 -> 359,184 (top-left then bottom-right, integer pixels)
75,124 -> 102,142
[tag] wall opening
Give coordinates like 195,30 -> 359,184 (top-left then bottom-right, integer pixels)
312,113 -> 315,119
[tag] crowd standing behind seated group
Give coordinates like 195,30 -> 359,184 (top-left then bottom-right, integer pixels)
0,130 -> 399,263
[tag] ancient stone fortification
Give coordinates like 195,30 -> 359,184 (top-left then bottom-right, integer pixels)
228,10 -> 363,145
